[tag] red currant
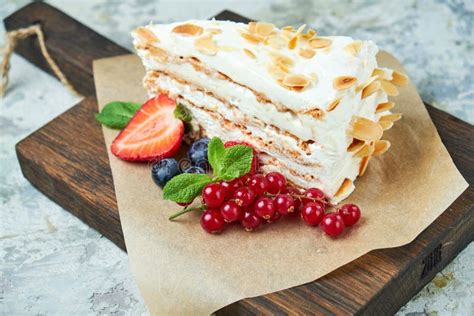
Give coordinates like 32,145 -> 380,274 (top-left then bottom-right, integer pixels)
220,201 -> 243,222
253,196 -> 276,219
241,211 -> 262,231
266,172 -> 287,194
274,194 -> 295,215
338,204 -> 361,226
248,174 -> 269,195
202,183 -> 226,208
302,187 -> 326,205
285,186 -> 303,210
221,179 -> 243,199
301,202 -> 325,226
239,174 -> 252,185
267,211 -> 282,223
200,209 -> 225,234
233,187 -> 255,207
320,213 -> 345,237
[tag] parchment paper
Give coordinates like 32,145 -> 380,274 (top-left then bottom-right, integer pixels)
93,52 -> 468,315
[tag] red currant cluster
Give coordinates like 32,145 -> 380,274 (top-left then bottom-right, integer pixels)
198,171 -> 361,237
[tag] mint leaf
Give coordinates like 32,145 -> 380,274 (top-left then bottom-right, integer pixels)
207,137 -> 225,173
174,103 -> 192,123
163,173 -> 212,203
218,145 -> 253,181
96,101 -> 141,129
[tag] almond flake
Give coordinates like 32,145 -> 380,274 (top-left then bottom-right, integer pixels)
344,40 -> 363,56
380,113 -> 402,122
335,178 -> 353,197
282,74 -> 311,89
333,76 -> 357,90
267,65 -> 286,81
147,46 -> 168,62
356,75 -> 379,93
379,120 -> 394,131
380,80 -> 399,96
305,108 -> 324,119
282,26 -> 295,32
255,22 -> 274,37
359,156 -> 371,176
194,34 -> 218,55
347,139 -> 365,152
309,37 -> 332,49
208,28 -> 223,34
135,27 -> 159,44
302,29 -> 317,40
361,80 -> 382,99
240,32 -> 262,44
172,23 -> 203,36
376,102 -> 395,113
372,68 -> 386,78
248,21 -> 257,34
373,140 -> 391,156
391,70 -> 409,86
288,24 -> 306,49
270,52 -> 294,66
352,117 -> 383,141
243,48 -> 256,59
355,143 -> 375,157
327,97 -> 342,112
267,34 -> 287,49
299,48 -> 316,58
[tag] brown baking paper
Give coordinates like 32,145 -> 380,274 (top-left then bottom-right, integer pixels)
93,52 -> 468,315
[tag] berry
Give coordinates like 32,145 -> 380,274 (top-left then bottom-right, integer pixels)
188,138 -> 210,170
253,197 -> 276,219
183,166 -> 205,174
233,187 -> 255,207
111,94 -> 183,161
274,194 -> 295,215
200,209 -> 225,234
320,213 -> 345,237
266,172 -> 287,194
224,141 -> 259,174
302,187 -> 326,205
338,204 -> 361,226
285,186 -> 303,210
221,179 -> 243,199
248,174 -> 269,195
151,158 -> 181,188
202,183 -> 226,208
301,202 -> 325,226
241,211 -> 262,231
267,211 -> 282,223
220,201 -> 243,222
239,174 -> 252,185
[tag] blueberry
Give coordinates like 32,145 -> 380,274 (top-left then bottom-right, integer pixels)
151,158 -> 181,188
183,166 -> 206,174
188,138 -> 209,167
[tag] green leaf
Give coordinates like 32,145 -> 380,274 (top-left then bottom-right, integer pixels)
207,137 -> 225,174
219,145 -> 253,181
95,101 -> 141,129
163,173 -> 212,203
174,103 -> 192,123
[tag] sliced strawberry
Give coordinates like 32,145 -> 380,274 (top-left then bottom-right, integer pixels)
111,94 -> 183,161
224,140 -> 259,174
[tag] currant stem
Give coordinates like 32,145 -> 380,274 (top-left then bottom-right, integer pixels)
169,205 -> 205,220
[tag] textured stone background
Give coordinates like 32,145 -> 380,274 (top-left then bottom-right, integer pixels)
1,0 -> 472,315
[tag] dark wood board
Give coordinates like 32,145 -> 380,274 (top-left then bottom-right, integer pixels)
6,2 -> 473,315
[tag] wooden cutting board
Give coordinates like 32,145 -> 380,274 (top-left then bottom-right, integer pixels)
6,2 -> 473,315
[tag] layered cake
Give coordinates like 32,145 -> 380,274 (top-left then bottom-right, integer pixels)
132,20 -> 408,203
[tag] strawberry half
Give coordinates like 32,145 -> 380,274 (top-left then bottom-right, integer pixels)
111,94 -> 184,161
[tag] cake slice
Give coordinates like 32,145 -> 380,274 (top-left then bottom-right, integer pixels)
132,20 -> 408,203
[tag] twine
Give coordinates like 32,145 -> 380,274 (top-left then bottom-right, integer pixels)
1,24 -> 80,97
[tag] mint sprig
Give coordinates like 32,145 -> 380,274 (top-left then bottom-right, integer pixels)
163,137 -> 253,205
95,101 -> 141,129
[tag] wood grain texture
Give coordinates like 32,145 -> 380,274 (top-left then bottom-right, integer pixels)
6,3 -> 473,315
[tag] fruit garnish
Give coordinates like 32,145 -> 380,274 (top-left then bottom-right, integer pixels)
183,166 -> 206,174
337,203 -> 361,226
151,158 -> 181,188
111,94 -> 184,161
200,209 -> 225,234
320,213 -> 345,237
224,140 -> 259,175
188,137 -> 210,170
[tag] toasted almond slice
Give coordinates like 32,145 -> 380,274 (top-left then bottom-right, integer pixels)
380,80 -> 399,96
347,139 -> 365,152
282,74 -> 311,88
372,68 -> 386,78
255,22 -> 274,37
359,156 -> 371,176
333,76 -> 357,90
172,23 -> 203,36
376,102 -> 395,113
391,70 -> 409,86
195,34 -> 218,55
361,80 -> 382,99
302,29 -> 317,40
278,60 -> 290,73
344,40 -> 363,56
267,65 -> 286,80
305,108 -> 324,119
299,48 -> 316,58
248,21 -> 257,33
380,113 -> 402,122
147,46 -> 168,62
309,37 -> 332,49
270,52 -> 294,66
208,28 -> 223,34
355,143 -> 375,158
335,178 -> 353,197
243,48 -> 256,59
267,34 -> 287,49
373,140 -> 391,156
282,25 -> 295,32
379,120 -> 394,131
327,97 -> 342,112
352,117 -> 383,141
135,27 -> 159,43
288,24 -> 306,49
356,75 -> 379,93
240,32 -> 262,44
